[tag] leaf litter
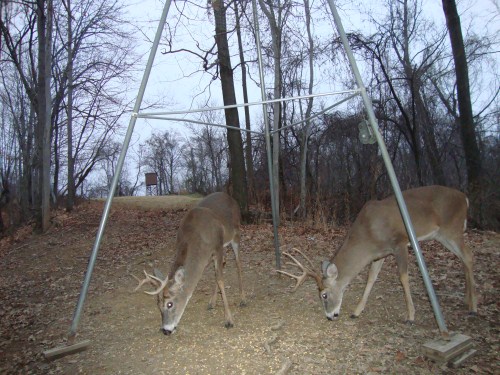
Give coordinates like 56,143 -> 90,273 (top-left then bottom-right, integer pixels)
0,198 -> 498,374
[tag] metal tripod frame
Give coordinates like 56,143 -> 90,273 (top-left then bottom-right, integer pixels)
67,0 -> 449,344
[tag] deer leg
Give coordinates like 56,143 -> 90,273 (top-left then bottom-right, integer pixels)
395,247 -> 415,323
208,283 -> 218,310
209,251 -> 228,309
231,235 -> 247,307
436,233 -> 477,314
352,258 -> 385,318
462,245 -> 477,314
214,253 -> 234,328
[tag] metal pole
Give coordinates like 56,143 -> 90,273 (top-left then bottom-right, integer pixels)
67,0 -> 173,343
325,0 -> 449,336
252,0 -> 281,269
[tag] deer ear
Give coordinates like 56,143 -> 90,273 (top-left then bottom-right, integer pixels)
174,267 -> 185,285
322,261 -> 338,280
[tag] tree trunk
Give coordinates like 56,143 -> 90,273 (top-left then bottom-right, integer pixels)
52,110 -> 60,202
213,0 -> 248,218
441,0 -> 483,224
35,0 -> 53,232
401,0 -> 424,186
20,107 -> 34,219
298,0 -> 315,219
234,1 -> 255,202
259,0 -> 283,224
66,0 -> 75,211
415,92 -> 446,185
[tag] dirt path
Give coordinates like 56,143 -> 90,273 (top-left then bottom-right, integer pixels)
0,197 -> 498,374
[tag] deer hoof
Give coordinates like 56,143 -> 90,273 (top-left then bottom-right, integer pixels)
207,303 -> 215,310
239,300 -> 247,307
468,311 -> 477,317
350,314 -> 358,319
404,319 -> 414,325
224,321 -> 234,329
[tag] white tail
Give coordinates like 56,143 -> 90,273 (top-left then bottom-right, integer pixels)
279,185 -> 476,323
134,192 -> 245,335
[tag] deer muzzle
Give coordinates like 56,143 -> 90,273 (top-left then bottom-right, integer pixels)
162,328 -> 173,335
326,312 -> 340,321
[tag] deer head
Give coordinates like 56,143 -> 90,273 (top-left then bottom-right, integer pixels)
319,260 -> 346,320
277,248 -> 345,320
133,268 -> 189,335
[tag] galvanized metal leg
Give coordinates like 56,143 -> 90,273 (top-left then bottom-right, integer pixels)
252,0 -> 281,269
325,0 -> 449,336
67,0 -> 174,343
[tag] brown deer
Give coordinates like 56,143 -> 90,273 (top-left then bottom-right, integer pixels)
278,185 -> 476,323
133,192 -> 246,335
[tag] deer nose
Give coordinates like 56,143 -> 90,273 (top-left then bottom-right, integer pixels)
162,328 -> 172,336
327,313 -> 339,321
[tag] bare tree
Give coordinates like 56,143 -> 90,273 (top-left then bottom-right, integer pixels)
233,0 -> 255,200
212,0 -> 248,217
143,131 -> 184,195
35,0 -> 53,231
441,0 -> 484,225
297,0 -> 315,218
183,125 -> 229,194
0,0 -> 53,230
62,0 -> 75,211
0,0 -> 136,229
51,0 -> 137,202
258,0 -> 292,223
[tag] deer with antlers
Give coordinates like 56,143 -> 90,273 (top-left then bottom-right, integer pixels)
133,192 -> 246,335
278,185 -> 476,323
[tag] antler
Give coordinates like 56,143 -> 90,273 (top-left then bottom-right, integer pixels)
132,270 -> 169,295
276,248 -> 323,291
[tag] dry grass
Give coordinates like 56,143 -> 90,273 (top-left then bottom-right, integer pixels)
106,194 -> 202,211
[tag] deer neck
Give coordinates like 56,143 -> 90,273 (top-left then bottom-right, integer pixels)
169,243 -> 212,296
332,238 -> 377,288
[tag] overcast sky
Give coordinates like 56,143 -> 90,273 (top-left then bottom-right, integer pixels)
120,0 -> 498,191
123,0 -> 498,135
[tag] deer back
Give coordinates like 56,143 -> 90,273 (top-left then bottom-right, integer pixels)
354,185 -> 468,247
195,192 -> 241,245
169,192 -> 240,280
336,186 -> 467,257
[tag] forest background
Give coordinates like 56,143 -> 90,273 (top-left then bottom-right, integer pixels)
0,0 -> 499,233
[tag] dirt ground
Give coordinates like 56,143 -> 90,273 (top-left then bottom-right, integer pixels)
0,196 -> 498,374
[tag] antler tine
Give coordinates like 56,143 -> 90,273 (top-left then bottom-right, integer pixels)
276,267 -> 309,291
276,249 -> 323,290
132,270 -> 169,295
143,272 -> 169,295
132,270 -> 153,292
290,248 -> 317,270
276,251 -> 310,291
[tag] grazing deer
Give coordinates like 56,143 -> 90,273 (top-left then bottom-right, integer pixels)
278,185 -> 476,323
133,192 -> 246,335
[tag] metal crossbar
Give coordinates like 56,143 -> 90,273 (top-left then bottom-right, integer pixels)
136,89 -> 360,117
136,91 -> 360,135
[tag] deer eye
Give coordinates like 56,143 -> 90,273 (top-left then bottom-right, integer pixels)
166,302 -> 173,309
321,293 -> 328,300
